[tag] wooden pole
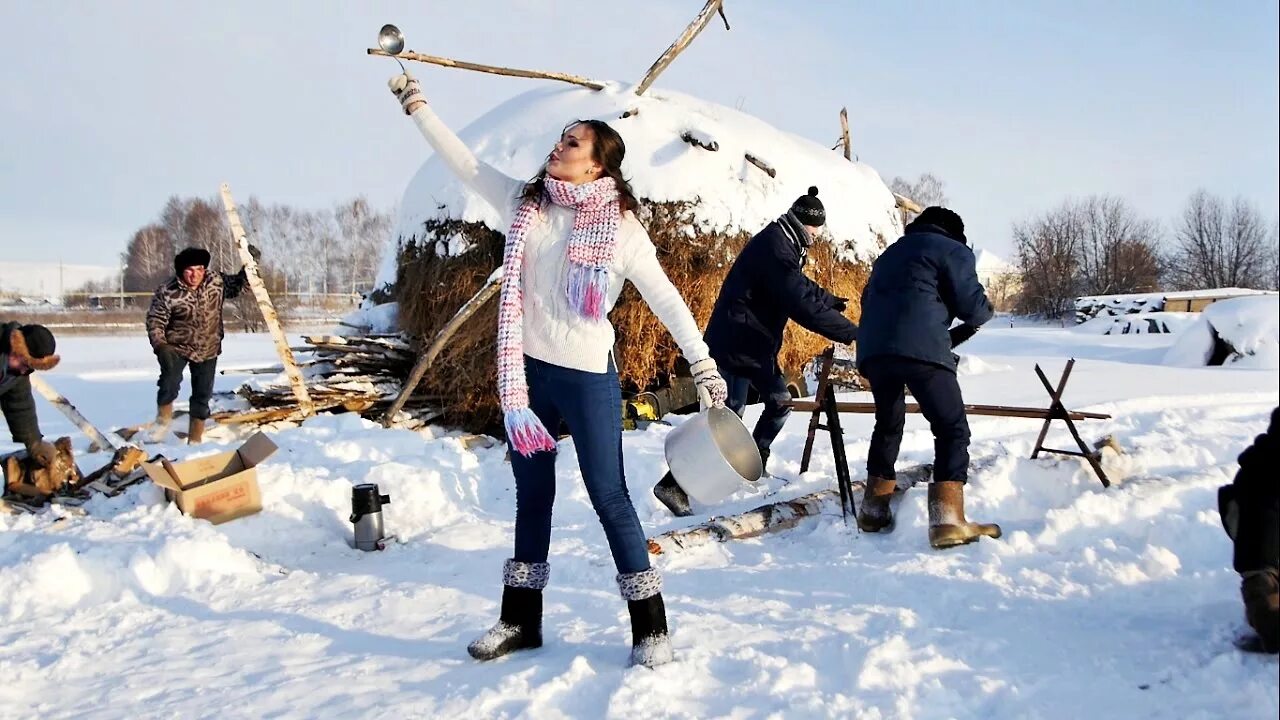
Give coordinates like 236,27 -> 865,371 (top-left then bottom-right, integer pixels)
786,399 -> 1110,421
29,375 -> 124,452
838,107 -> 852,161
219,183 -> 315,417
367,48 -> 605,91
635,0 -> 730,96
380,269 -> 502,427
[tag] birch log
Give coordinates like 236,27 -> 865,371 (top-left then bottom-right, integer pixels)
635,0 -> 729,96
219,183 -> 315,417
367,49 -> 605,90
647,464 -> 932,555
29,375 -> 122,451
381,268 -> 502,427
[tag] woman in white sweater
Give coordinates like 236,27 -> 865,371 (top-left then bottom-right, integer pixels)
389,75 -> 727,667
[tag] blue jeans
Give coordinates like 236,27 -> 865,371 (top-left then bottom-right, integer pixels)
722,365 -> 792,455
509,356 -> 651,574
860,356 -> 971,483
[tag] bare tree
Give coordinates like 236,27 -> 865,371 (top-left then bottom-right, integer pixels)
1074,196 -> 1162,296
1165,191 -> 1274,290
122,224 -> 176,292
890,173 -> 948,223
1013,203 -> 1085,318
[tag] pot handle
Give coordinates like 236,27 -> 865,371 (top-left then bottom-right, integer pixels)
696,384 -> 712,411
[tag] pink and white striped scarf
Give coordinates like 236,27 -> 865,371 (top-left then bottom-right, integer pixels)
497,176 -> 622,456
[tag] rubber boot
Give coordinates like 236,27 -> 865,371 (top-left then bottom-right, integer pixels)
927,480 -> 1001,549
653,472 -> 693,517
187,416 -> 205,445
618,568 -> 673,667
468,559 -> 549,660
149,403 -> 174,443
1241,568 -> 1279,653
857,475 -> 898,532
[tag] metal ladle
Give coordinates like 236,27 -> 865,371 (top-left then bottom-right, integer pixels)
378,24 -> 408,73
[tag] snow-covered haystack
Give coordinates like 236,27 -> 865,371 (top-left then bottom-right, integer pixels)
1163,296 -> 1280,369
366,83 -> 902,432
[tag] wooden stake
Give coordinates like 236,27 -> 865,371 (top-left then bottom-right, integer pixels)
744,152 -> 776,178
838,107 -> 852,161
381,270 -> 501,427
367,49 -> 605,91
29,375 -> 123,451
635,0 -> 731,96
219,183 -> 315,417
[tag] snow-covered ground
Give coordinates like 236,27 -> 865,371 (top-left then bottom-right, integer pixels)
2,324 -> 1278,719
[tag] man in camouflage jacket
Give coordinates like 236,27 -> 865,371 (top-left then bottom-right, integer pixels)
145,246 -> 256,443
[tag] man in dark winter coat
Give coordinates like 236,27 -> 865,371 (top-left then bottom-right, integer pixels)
653,187 -> 857,516
145,246 -> 256,444
1219,407 -> 1279,652
0,322 -> 60,468
855,206 -> 998,549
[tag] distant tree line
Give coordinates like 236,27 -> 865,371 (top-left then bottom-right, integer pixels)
893,173 -> 1278,319
1015,190 -> 1278,318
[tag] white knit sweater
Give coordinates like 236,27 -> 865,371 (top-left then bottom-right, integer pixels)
409,104 -> 710,374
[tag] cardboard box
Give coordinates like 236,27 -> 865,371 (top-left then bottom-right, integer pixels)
142,432 -> 277,524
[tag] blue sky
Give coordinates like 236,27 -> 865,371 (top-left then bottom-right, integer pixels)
1,1 -> 1276,266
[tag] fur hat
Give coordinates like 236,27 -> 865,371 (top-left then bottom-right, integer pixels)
5,324 -> 60,372
909,206 -> 967,244
790,186 -> 826,227
174,247 -> 212,274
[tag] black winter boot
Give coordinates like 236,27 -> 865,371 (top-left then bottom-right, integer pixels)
468,559 -> 549,661
1241,568 -> 1279,653
857,475 -> 898,532
618,568 -> 673,667
653,472 -> 693,517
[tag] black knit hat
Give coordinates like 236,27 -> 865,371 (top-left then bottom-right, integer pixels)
20,324 -> 56,359
911,206 -> 966,244
790,186 -> 826,227
174,247 -> 211,274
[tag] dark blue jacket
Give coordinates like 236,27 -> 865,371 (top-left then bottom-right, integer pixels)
856,224 -> 994,371
705,215 -> 857,374
0,321 -> 41,446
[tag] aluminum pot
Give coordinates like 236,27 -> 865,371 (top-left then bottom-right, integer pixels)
663,406 -> 763,505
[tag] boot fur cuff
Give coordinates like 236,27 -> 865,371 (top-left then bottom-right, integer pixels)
617,567 -> 663,600
6,327 -> 60,371
503,559 -> 550,589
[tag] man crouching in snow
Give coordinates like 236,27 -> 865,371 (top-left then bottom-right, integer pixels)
1219,407 -> 1279,652
145,246 -> 256,444
855,207 -> 999,549
0,322 -> 60,468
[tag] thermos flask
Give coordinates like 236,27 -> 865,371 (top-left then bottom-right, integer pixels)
351,483 -> 391,551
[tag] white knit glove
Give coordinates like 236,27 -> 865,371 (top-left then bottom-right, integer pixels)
388,74 -> 425,115
689,358 -> 728,409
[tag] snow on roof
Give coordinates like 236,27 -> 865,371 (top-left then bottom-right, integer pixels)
1077,287 -> 1275,304
0,261 -> 118,298
386,82 -> 902,278
1163,295 -> 1280,369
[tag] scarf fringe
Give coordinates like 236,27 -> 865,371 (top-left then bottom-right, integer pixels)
566,264 -> 609,320
504,407 -> 558,457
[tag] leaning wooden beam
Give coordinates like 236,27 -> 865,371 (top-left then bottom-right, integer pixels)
893,193 -> 923,214
744,153 -> 776,178
787,399 -> 1111,421
29,375 -> 124,452
366,49 -> 605,91
635,0 -> 731,96
382,269 -> 501,427
838,107 -> 852,161
220,183 -> 315,418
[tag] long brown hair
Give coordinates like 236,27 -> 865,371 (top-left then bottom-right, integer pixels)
519,119 -> 639,214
